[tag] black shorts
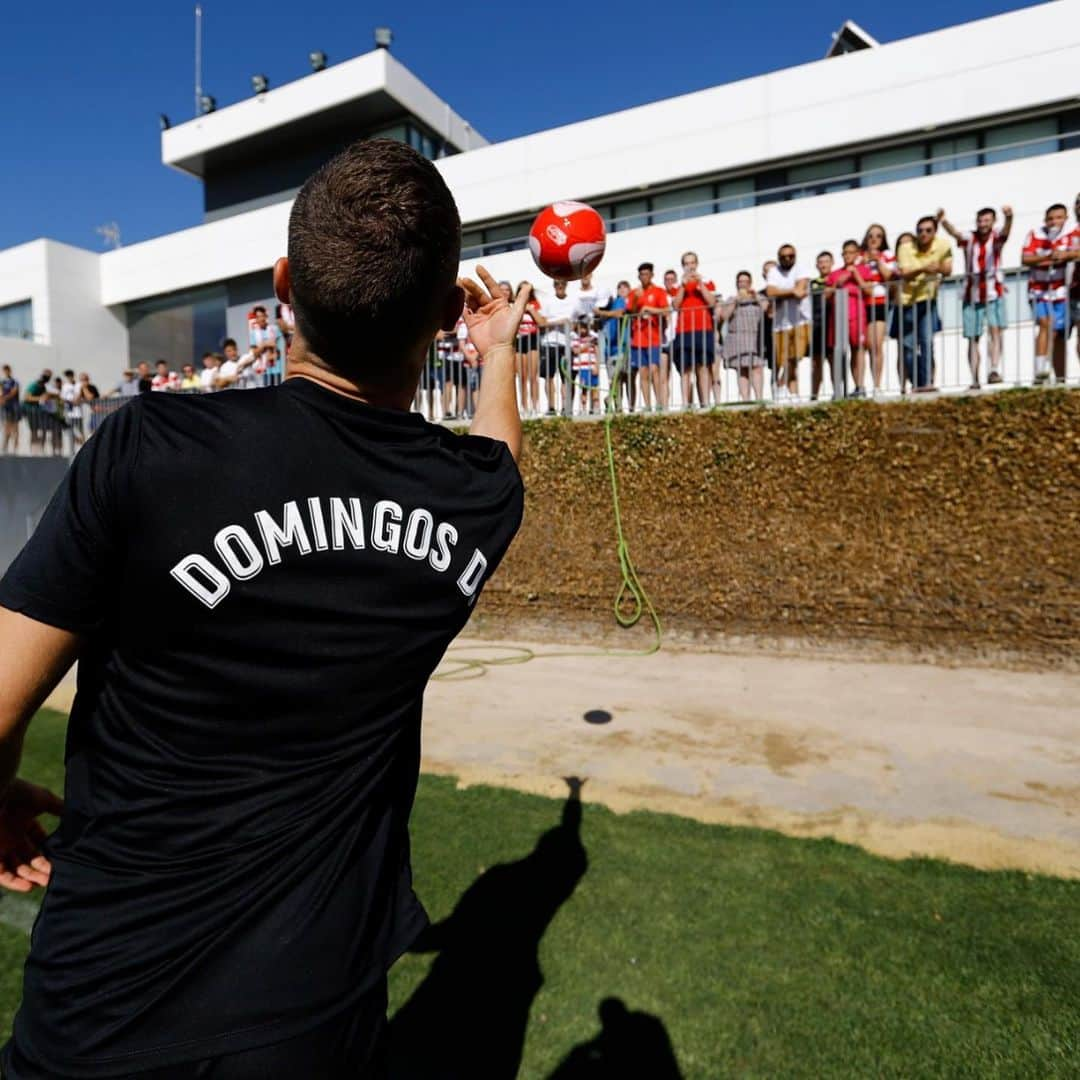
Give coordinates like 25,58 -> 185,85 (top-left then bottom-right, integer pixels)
866,305 -> 887,323
671,331 -> 715,373
445,360 -> 467,388
1,980 -> 388,1079
419,363 -> 444,390
539,344 -> 567,379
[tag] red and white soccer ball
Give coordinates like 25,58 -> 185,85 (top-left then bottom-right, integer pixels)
528,201 -> 606,281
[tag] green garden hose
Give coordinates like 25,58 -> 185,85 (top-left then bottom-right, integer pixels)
434,314 -> 662,681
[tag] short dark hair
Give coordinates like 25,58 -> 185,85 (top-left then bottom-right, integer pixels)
1046,203 -> 1067,215
222,337 -> 237,350
637,262 -> 654,273
156,359 -> 168,367
252,306 -> 267,316
778,244 -> 795,256
202,351 -> 215,360
816,250 -> 833,261
736,270 -> 752,283
288,139 -> 460,382
916,216 -> 937,230
63,369 -> 75,378
976,207 -> 996,219
842,239 -> 859,250
664,268 -> 677,278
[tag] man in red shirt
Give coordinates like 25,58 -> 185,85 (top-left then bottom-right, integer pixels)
625,262 -> 669,413
672,251 -> 717,409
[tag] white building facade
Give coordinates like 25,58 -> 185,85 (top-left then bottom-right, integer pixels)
1,2 -> 1078,396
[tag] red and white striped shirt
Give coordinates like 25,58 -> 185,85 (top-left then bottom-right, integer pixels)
957,229 -> 1006,304
1022,225 -> 1072,301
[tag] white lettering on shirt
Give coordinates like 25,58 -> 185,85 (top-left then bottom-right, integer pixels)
170,497 -> 490,610
307,497 -> 329,551
255,501 -> 313,565
456,549 -> 488,603
371,500 -> 403,553
170,554 -> 232,609
330,497 -> 365,551
402,509 -> 434,562
213,525 -> 264,580
429,522 -> 457,573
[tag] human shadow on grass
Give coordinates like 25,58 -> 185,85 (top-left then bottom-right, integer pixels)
545,997 -> 684,1080
386,776 -> 589,1079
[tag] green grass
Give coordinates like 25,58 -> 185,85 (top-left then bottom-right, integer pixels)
2,710 -> 1079,1078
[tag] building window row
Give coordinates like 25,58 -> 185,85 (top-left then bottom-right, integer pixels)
462,110 -> 1079,259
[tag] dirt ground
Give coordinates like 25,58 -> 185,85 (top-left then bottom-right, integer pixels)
43,632 -> 1080,879
422,635 -> 1080,879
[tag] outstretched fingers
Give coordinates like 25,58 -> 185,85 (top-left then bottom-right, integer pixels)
474,265 -> 503,304
512,280 -> 533,321
458,277 -> 486,314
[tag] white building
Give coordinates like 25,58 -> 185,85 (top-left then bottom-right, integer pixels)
1,2 -> 1078,395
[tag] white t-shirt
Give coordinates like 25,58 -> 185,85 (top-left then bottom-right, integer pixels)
766,263 -> 812,329
217,359 -> 239,389
543,294 -> 578,347
236,352 -> 261,390
200,366 -> 218,391
572,285 -> 611,326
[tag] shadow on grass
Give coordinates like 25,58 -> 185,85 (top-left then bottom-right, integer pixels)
389,776 -> 677,1079
387,777 -> 684,1078
546,997 -> 683,1079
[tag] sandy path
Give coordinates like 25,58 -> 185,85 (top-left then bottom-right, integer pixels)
422,640 -> 1080,879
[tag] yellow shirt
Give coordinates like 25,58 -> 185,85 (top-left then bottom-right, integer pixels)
897,235 -> 952,305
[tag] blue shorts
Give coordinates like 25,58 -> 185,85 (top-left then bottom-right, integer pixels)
630,346 -> 661,369
1034,299 -> 1067,332
962,297 -> 1006,339
577,370 -> 600,388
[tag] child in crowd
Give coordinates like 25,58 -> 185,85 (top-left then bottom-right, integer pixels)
572,320 -> 601,415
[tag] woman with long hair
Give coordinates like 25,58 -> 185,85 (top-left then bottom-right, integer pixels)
514,280 -> 542,416
858,223 -> 896,394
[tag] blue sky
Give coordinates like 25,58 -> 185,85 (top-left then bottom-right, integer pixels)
2,0 -> 1036,252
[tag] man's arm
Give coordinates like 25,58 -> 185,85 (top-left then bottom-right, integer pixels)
998,205 -> 1013,246
937,209 -> 963,243
461,266 -> 531,462
765,285 -> 793,298
0,607 -> 77,892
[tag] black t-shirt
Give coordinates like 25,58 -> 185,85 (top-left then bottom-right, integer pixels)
0,379 -> 523,1074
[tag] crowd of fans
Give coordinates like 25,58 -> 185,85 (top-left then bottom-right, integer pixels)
0,305 -> 291,455
419,194 -> 1080,419
2,196 -> 1079,453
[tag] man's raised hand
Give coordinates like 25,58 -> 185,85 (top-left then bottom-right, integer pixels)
458,266 -> 531,358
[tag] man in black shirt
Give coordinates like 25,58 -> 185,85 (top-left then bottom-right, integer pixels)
0,139 -> 530,1077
